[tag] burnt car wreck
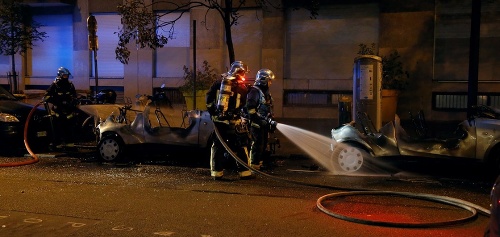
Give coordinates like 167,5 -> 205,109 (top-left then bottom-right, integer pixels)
78,101 -> 214,163
330,105 -> 500,175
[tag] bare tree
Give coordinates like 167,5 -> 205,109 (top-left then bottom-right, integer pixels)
115,0 -> 318,64
0,0 -> 47,93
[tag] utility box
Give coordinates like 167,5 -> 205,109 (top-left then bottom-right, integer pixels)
353,55 -> 382,131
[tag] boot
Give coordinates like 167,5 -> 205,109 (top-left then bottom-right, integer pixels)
239,170 -> 256,180
211,170 -> 224,180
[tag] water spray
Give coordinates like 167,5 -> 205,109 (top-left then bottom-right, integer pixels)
212,121 -> 365,191
213,121 -> 490,227
275,123 -> 335,172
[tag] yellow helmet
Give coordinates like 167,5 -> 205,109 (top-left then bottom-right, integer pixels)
255,69 -> 275,86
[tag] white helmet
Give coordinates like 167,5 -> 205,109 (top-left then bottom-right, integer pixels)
255,69 -> 275,86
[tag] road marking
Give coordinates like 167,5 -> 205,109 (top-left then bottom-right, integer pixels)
67,222 -> 86,227
111,225 -> 133,231
24,218 -> 43,223
153,231 -> 175,236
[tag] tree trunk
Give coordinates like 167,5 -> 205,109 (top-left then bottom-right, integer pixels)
10,53 -> 17,93
224,0 -> 235,63
10,16 -> 18,93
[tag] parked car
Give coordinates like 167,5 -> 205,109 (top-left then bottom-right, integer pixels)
330,105 -> 500,175
90,102 -> 214,162
0,86 -> 51,154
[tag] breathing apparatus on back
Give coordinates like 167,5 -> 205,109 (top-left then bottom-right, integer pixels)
216,61 -> 248,119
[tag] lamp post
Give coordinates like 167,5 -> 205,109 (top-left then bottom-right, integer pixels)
87,15 -> 99,100
192,20 -> 196,110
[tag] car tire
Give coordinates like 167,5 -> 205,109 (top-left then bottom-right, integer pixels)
97,135 -> 125,162
331,143 -> 364,173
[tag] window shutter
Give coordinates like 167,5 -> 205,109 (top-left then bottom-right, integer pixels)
31,14 -> 73,77
155,12 -> 190,77
92,14 -> 124,78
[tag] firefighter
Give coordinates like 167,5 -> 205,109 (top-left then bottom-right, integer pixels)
43,67 -> 78,147
206,61 -> 254,180
246,69 -> 277,170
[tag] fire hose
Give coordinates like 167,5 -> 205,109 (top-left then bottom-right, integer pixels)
212,122 -> 491,228
0,102 -> 42,167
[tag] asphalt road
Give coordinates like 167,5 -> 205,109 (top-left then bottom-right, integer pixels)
0,149 -> 494,237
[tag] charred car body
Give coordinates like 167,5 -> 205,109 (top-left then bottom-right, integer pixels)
92,104 -> 214,162
330,105 -> 500,174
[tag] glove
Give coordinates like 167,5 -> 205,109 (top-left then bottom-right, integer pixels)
268,118 -> 277,132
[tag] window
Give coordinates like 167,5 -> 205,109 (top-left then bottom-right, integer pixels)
91,14 -> 124,78
155,12 -> 190,78
31,14 -> 73,77
432,92 -> 500,111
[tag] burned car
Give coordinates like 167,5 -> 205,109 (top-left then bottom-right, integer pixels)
0,86 -> 51,154
330,105 -> 500,174
85,103 -> 214,162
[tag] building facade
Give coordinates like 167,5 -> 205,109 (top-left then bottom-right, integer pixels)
1,0 -> 499,123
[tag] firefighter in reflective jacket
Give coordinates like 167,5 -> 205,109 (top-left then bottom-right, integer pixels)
246,69 -> 277,170
206,61 -> 254,180
43,67 -> 78,146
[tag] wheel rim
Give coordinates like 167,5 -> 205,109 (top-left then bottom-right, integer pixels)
337,146 -> 363,172
99,138 -> 120,161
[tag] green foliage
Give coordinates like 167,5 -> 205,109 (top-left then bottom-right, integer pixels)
357,43 -> 409,90
357,43 -> 377,55
382,50 -> 409,90
180,60 -> 219,94
116,0 -> 321,64
0,1 -> 47,56
115,0 -> 169,64
115,0 -> 235,64
280,0 -> 320,19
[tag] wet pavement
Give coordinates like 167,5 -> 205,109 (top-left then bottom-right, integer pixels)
2,98 -> 492,235
0,141 -> 494,237
0,116 -> 495,236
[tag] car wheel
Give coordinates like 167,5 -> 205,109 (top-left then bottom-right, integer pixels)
331,143 -> 364,173
97,135 -> 124,162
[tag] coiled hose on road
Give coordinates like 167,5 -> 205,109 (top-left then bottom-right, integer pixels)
212,122 -> 491,228
0,102 -> 41,167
